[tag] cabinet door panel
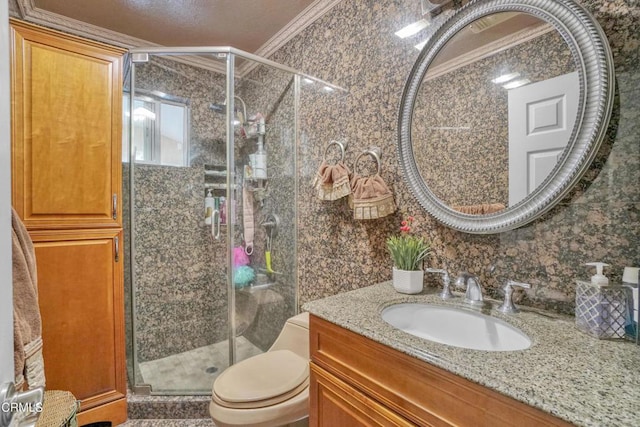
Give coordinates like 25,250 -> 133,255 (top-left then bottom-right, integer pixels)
31,230 -> 125,411
311,364 -> 415,427
11,21 -> 123,229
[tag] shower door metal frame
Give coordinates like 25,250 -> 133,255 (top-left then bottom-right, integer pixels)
224,53 -> 237,366
126,46 -> 345,395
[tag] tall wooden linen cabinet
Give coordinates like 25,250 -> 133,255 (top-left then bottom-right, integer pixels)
10,20 -> 127,425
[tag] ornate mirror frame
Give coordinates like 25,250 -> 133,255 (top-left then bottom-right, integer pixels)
397,0 -> 615,234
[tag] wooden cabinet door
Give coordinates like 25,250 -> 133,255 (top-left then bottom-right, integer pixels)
10,20 -> 124,230
310,363 -> 415,427
30,229 -> 126,420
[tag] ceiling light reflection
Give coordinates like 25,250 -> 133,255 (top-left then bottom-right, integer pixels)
502,79 -> 531,89
395,19 -> 430,39
492,72 -> 521,84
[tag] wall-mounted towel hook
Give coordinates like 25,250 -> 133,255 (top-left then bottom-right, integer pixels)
354,146 -> 382,176
323,140 -> 348,163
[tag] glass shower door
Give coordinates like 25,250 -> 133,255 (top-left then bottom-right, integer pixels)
125,52 -> 236,394
124,49 -> 303,395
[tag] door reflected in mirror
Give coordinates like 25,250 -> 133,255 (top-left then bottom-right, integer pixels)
411,12 -> 577,214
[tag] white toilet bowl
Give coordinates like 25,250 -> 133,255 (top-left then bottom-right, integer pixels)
209,312 -> 310,427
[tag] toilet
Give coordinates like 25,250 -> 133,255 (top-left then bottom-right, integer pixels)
209,312 -> 310,427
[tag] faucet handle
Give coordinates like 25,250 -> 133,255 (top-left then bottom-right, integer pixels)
425,268 -> 453,299
498,280 -> 531,314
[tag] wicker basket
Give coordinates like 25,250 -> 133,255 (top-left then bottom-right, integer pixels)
36,390 -> 78,427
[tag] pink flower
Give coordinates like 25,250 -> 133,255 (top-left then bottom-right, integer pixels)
400,225 -> 411,232
401,220 -> 408,226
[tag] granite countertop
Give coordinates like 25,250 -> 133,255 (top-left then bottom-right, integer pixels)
302,282 -> 640,427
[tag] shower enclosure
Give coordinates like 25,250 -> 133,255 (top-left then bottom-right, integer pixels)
123,47 -> 344,394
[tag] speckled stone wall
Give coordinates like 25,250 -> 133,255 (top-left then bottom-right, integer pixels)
127,57 -> 229,362
269,0 -> 639,314
414,30 -> 574,207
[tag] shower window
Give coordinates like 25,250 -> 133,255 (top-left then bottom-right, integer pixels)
123,93 -> 190,166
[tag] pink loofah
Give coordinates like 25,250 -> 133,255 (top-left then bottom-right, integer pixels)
232,246 -> 250,267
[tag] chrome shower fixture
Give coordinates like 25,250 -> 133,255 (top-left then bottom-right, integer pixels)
209,95 -> 248,126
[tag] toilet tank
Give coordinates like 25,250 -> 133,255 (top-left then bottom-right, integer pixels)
268,312 -> 309,359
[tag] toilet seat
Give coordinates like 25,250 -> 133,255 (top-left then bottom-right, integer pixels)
213,349 -> 309,409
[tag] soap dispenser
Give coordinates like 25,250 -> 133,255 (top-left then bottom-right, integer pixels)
585,262 -> 610,286
205,189 -> 215,225
576,262 -> 630,339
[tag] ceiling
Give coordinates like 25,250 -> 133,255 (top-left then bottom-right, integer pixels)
10,0 -> 343,73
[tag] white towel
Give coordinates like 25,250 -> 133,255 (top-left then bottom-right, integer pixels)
12,207 -> 45,391
243,187 -> 254,255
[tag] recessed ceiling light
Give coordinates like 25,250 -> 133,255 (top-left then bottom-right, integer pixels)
395,19 -> 430,39
303,78 -> 314,84
414,40 -> 428,51
502,79 -> 531,89
323,86 -> 334,92
492,72 -> 521,84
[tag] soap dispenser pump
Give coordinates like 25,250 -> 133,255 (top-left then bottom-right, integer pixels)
585,262 -> 610,286
205,189 -> 215,225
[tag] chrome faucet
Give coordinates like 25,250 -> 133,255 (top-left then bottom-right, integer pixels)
498,280 -> 531,314
425,268 -> 453,299
455,272 -> 484,304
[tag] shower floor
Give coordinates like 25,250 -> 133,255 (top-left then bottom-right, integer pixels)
138,336 -> 263,393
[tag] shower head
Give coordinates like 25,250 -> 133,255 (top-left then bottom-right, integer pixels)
208,96 -> 248,126
209,103 -> 225,114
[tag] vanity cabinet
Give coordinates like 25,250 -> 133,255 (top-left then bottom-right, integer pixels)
309,315 -> 572,427
10,20 -> 127,426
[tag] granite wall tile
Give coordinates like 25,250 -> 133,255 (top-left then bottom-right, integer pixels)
270,0 -> 639,314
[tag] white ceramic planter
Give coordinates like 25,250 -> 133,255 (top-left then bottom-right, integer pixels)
392,267 -> 424,294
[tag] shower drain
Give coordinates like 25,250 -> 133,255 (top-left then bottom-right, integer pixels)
206,366 -> 218,374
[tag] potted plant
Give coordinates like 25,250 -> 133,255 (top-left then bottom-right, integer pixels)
386,216 -> 431,294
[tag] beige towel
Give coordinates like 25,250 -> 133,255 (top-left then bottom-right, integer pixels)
452,203 -> 506,215
348,174 -> 396,220
312,160 -> 351,201
12,207 -> 45,391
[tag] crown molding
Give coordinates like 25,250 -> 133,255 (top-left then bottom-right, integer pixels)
424,24 -> 554,81
9,0 -> 21,18
238,0 -> 344,76
14,0 -> 343,77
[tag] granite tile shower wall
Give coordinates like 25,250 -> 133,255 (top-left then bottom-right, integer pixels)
269,0 -> 639,314
126,57 -> 229,362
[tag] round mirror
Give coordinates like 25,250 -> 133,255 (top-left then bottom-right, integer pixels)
398,0 -> 614,234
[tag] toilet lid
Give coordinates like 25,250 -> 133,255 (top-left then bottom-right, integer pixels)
213,350 -> 309,409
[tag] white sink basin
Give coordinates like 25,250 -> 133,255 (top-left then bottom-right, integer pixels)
381,303 -> 531,351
